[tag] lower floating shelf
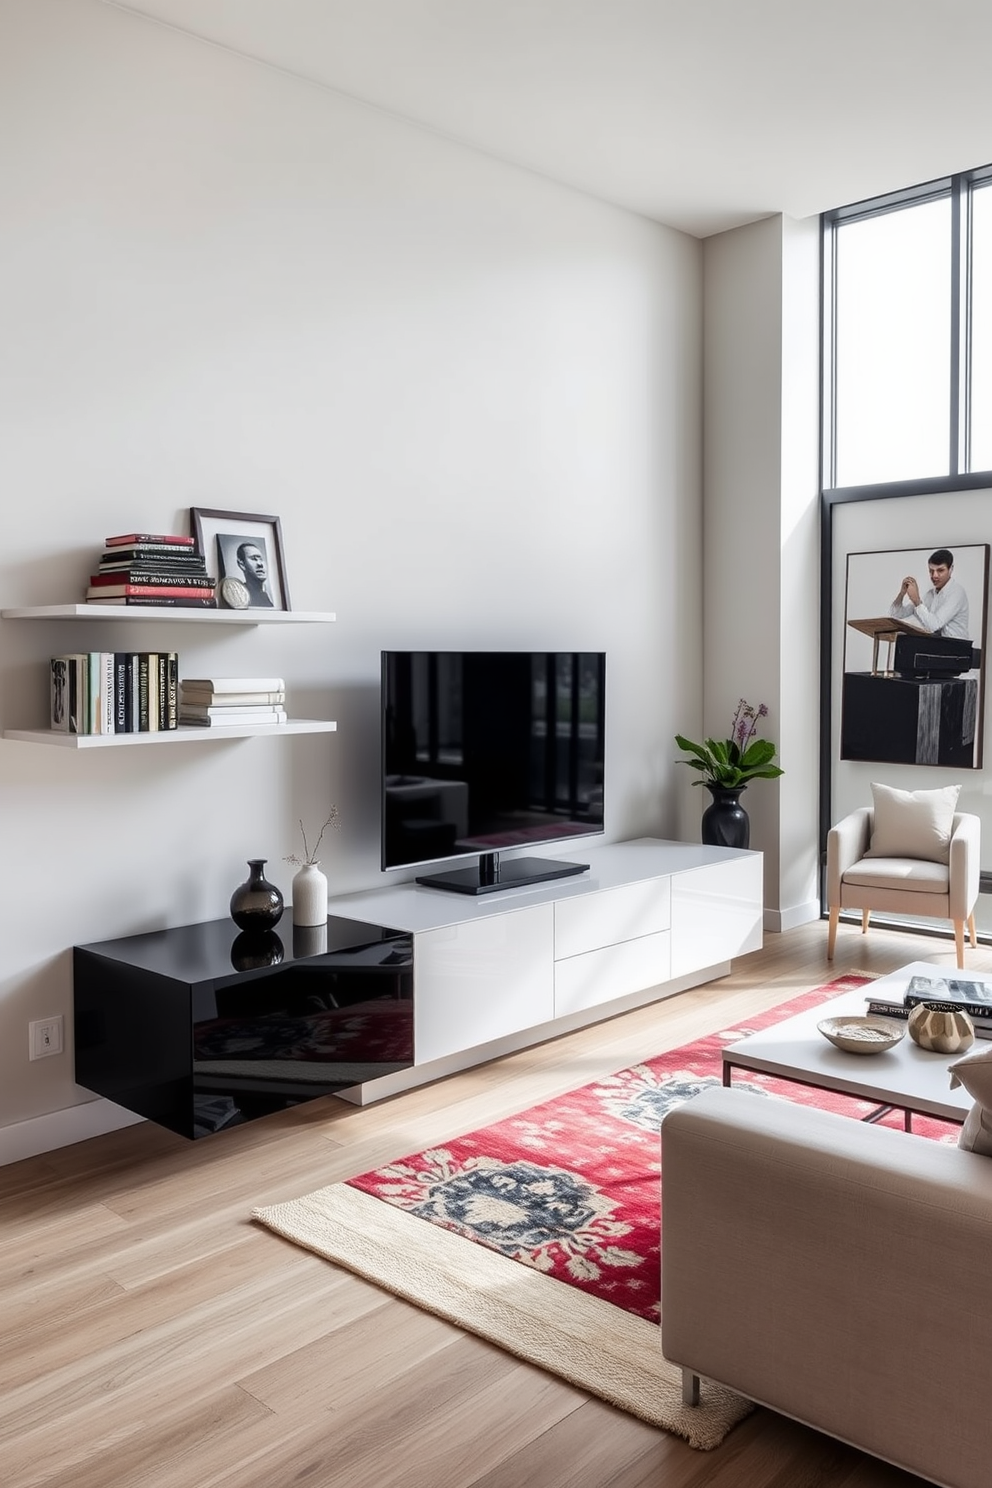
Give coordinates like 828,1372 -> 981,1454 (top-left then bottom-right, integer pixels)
3,720 -> 338,748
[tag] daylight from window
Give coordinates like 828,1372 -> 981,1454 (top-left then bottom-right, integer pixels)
834,197 -> 951,487
971,182 -> 992,474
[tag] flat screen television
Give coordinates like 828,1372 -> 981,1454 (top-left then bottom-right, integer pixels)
381,651 -> 606,894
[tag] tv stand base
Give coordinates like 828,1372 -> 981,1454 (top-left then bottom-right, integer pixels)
416,852 -> 588,895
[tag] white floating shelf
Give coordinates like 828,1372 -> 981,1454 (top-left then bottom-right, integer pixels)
1,605 -> 336,624
3,720 -> 338,748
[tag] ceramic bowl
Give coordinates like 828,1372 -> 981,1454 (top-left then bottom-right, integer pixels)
817,1014 -> 906,1055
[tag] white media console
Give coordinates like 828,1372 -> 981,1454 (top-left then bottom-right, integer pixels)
329,837 -> 763,1104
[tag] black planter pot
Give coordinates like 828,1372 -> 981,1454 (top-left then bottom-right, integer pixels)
701,785 -> 750,849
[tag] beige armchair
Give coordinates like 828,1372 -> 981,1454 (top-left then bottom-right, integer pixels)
827,805 -> 980,966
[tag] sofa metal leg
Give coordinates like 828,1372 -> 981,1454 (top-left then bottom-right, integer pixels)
827,906 -> 839,959
682,1368 -> 700,1407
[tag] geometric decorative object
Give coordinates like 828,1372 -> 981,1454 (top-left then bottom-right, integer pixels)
908,1001 -> 975,1054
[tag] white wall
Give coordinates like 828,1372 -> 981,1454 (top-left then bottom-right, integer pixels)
0,0 -> 703,1153
701,214 -> 821,929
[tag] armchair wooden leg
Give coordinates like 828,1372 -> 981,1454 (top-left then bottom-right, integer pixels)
827,906 -> 839,959
954,919 -> 965,968
861,910 -> 870,934
969,914 -> 978,948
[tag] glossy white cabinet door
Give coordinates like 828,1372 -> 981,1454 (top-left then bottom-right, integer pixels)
670,856 -> 763,978
414,904 -> 555,1066
554,878 -> 671,960
554,930 -> 671,1017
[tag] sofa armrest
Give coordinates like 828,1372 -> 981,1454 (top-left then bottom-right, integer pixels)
949,811 -> 981,921
826,807 -> 872,903
661,1087 -> 992,1488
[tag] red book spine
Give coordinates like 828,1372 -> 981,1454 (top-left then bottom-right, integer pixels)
87,584 -> 216,598
104,533 -> 196,547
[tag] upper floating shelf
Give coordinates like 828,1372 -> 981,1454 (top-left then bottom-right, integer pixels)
1,605 -> 336,624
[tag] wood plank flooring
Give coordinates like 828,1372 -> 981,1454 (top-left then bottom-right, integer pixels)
3,918 -> 986,1488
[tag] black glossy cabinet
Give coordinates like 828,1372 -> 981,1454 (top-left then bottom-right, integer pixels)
73,915 -> 413,1138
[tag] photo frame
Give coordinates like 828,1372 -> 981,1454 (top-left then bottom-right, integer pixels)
840,542 -> 989,769
190,508 -> 291,611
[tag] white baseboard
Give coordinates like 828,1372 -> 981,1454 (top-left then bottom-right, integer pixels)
764,899 -> 821,934
0,1098 -> 144,1169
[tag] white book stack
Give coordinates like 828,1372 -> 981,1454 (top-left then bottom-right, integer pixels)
179,676 -> 288,727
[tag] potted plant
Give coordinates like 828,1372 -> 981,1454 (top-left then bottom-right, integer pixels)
675,700 -> 783,848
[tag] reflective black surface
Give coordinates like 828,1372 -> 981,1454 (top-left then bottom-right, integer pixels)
74,914 -> 414,1139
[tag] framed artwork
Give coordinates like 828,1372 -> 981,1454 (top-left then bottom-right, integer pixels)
840,542 -> 989,769
190,508 -> 291,611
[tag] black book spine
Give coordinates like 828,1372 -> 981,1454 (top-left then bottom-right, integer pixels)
94,571 -> 214,587
100,596 -> 218,608
166,652 -> 179,729
138,654 -> 150,731
158,652 -> 168,731
113,652 -> 129,732
904,992 -> 992,1020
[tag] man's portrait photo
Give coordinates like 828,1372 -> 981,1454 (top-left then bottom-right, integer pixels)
217,534 -> 276,608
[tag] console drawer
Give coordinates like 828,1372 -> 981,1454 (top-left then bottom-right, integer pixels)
554,878 -> 671,961
554,930 -> 672,1017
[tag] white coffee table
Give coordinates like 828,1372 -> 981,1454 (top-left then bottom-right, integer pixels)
721,961 -> 988,1128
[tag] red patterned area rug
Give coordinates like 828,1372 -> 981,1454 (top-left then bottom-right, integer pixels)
253,973 -> 959,1449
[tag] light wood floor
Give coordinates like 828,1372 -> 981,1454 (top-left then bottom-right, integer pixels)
5,917 -> 989,1488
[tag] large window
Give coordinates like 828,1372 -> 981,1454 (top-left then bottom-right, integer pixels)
823,166 -> 992,492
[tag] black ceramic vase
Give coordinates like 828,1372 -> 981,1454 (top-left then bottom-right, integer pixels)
230,859 -> 284,931
701,785 -> 750,849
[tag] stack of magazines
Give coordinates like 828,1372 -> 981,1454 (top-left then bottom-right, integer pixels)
866,974 -> 992,1039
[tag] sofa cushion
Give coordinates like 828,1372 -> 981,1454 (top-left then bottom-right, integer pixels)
864,782 -> 961,864
841,857 -> 949,894
949,1043 -> 992,1157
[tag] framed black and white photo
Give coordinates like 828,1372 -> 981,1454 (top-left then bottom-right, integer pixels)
190,508 -> 291,611
840,542 -> 989,769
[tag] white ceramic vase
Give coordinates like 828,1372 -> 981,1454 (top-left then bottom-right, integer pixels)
291,861 -> 328,927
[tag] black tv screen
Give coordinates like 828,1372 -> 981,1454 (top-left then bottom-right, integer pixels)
381,651 -> 605,894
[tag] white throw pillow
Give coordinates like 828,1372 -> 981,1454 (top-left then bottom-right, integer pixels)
864,781 -> 961,864
949,1043 -> 992,1157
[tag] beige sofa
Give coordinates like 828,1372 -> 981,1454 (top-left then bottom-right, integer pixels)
661,1085 -> 992,1488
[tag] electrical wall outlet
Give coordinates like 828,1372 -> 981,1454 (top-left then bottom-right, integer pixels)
29,1016 -> 64,1060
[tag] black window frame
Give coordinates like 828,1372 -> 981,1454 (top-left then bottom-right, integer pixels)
818,163 -> 992,913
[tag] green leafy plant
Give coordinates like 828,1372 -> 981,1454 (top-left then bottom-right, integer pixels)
675,699 -> 784,789
285,806 -> 340,867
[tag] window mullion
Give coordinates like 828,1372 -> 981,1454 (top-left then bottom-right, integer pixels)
949,175 -> 963,476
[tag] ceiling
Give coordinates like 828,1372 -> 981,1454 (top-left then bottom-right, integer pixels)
111,0 -> 992,237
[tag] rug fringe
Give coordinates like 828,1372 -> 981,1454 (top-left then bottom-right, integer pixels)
253,1184 -> 751,1450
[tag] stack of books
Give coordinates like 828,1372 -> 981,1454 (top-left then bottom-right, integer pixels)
50,651 -> 179,734
86,533 -> 216,607
866,973 -> 992,1039
179,677 -> 288,727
